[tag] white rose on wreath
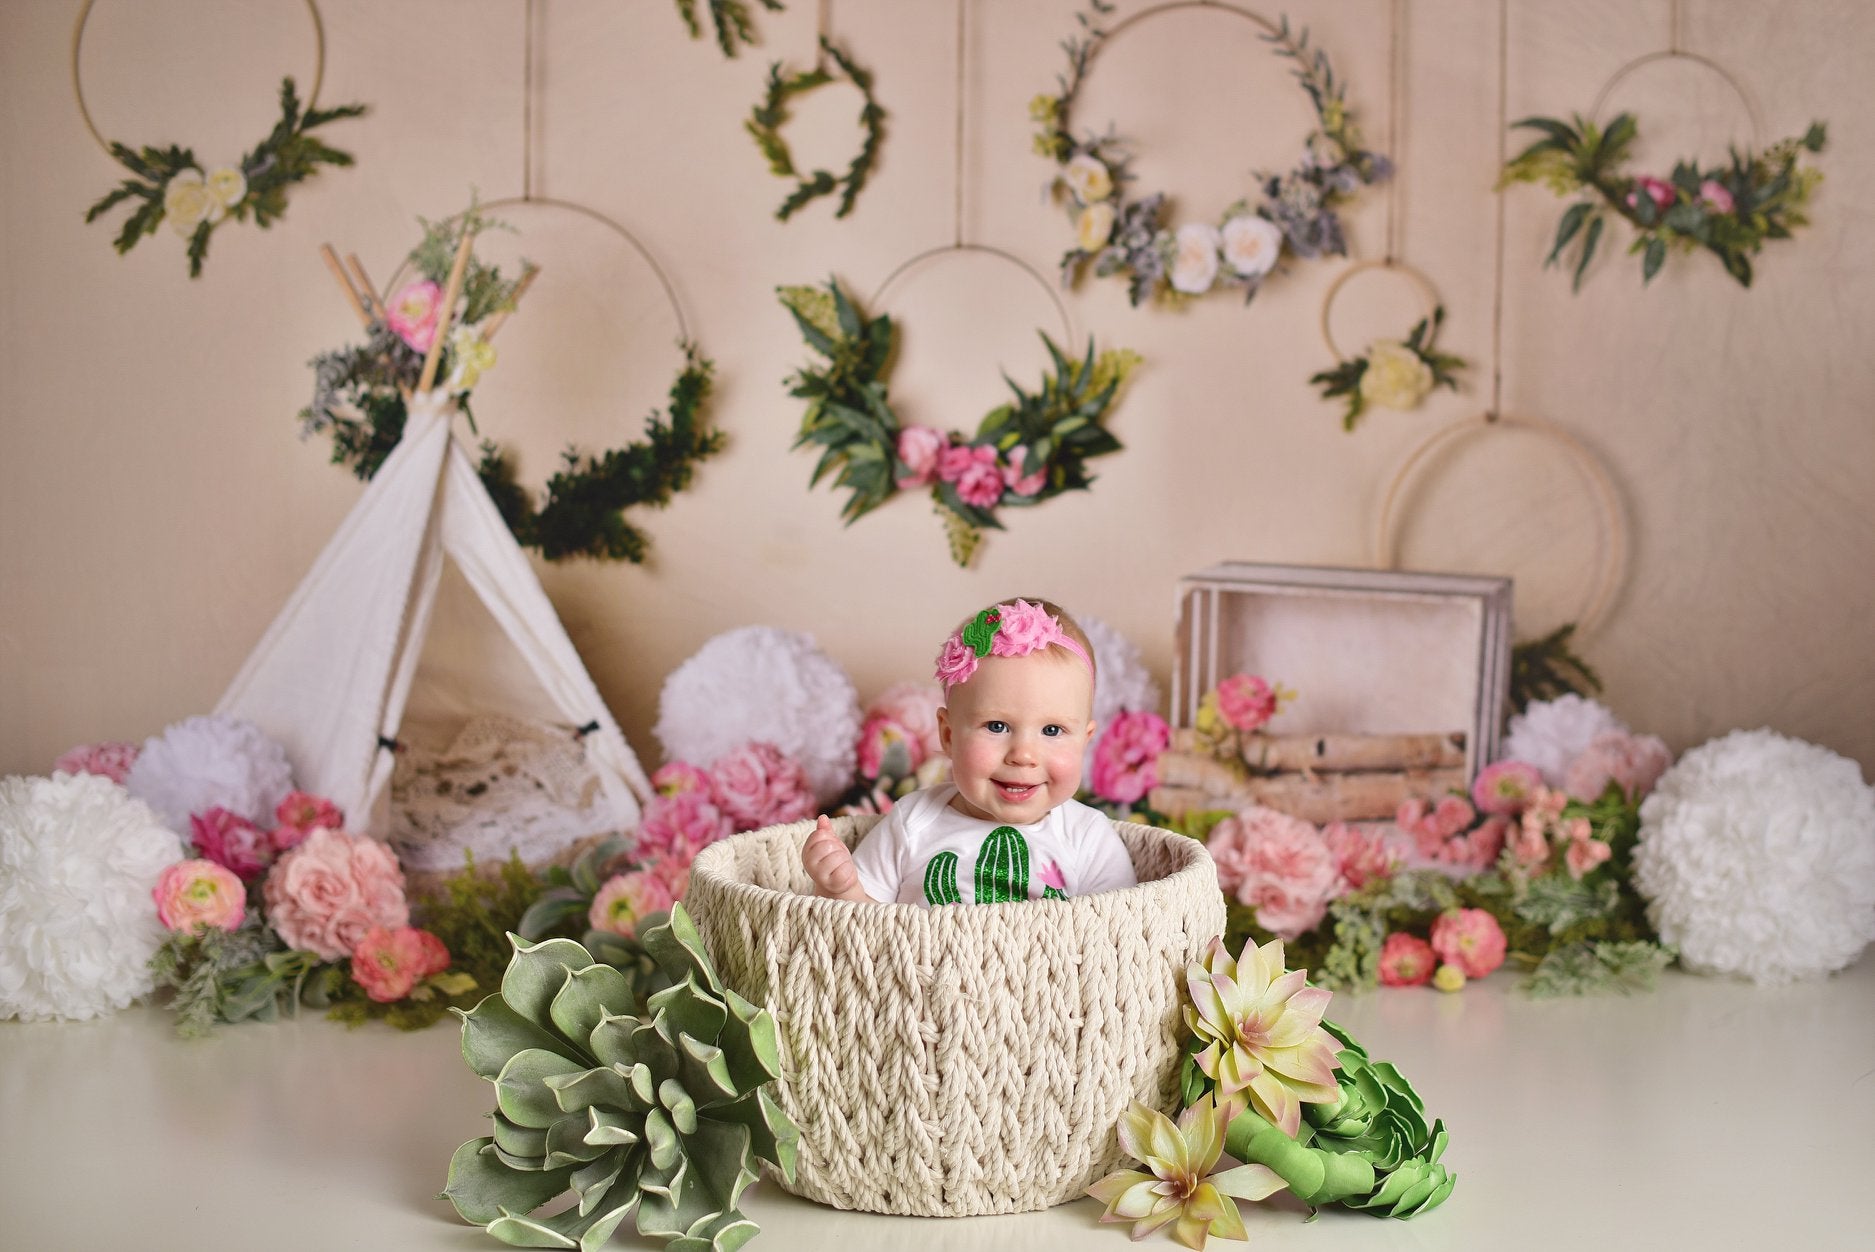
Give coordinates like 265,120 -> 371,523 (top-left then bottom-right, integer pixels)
1169,222 -> 1223,295
1063,152 -> 1113,204
1077,202 -> 1117,252
163,170 -> 216,235
1221,213 -> 1283,280
204,165 -> 248,214
1359,341 -> 1436,410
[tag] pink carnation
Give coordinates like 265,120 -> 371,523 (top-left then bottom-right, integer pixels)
1215,674 -> 1278,733
190,807 -> 275,880
934,635 -> 980,688
1089,710 -> 1171,804
1626,175 -> 1676,213
53,740 -> 140,784
635,790 -> 733,863
896,425 -> 946,488
1429,908 -> 1506,979
865,682 -> 944,759
939,443 -> 1004,509
1563,730 -> 1672,803
274,791 -> 343,840
589,870 -> 676,939
262,827 -> 409,961
1377,932 -> 1436,987
710,741 -> 815,830
1322,821 -> 1396,889
651,760 -> 715,799
350,925 -> 450,1003
1472,760 -> 1543,815
1207,805 -> 1344,939
856,715 -> 924,781
153,859 -> 246,933
386,279 -> 443,352
1002,447 -> 1047,497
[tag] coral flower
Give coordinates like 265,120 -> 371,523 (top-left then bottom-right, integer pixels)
1184,937 -> 1342,1137
1087,1094 -> 1286,1250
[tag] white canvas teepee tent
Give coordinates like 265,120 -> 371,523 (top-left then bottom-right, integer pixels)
216,390 -> 652,866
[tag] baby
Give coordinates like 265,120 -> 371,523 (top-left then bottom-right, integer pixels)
803,598 -> 1137,905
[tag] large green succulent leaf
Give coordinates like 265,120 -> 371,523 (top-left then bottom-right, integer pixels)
660,1077 -> 700,1134
497,1049 -> 588,1129
716,988 -> 783,1091
1224,1108 -> 1375,1208
713,1088 -> 800,1183
665,1214 -> 761,1252
631,1018 -> 681,1086
589,1009 -> 644,1068
585,1105 -> 642,1148
675,1034 -> 740,1107
458,994 -> 567,1080
490,1111 -> 549,1162
636,1120 -> 759,1246
483,1173 -> 637,1251
642,903 -> 722,992
441,1137 -> 576,1226
644,1106 -> 681,1171
570,1145 -> 632,1215
547,1062 -> 649,1115
502,935 -> 597,1039
545,1113 -> 613,1168
553,964 -> 635,1045
649,973 -> 729,1044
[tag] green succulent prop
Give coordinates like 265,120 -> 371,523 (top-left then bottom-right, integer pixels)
443,904 -> 799,1251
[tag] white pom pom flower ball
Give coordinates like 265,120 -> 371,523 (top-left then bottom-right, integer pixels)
1500,694 -> 1627,788
124,714 -> 295,832
1077,613 -> 1162,780
1633,728 -> 1875,985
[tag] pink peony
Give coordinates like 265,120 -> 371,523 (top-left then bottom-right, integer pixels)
939,443 -> 1005,509
274,791 -> 343,838
190,806 -> 275,879
262,827 -> 409,961
710,741 -> 815,830
1564,730 -> 1672,803
53,740 -> 140,784
1089,710 -> 1171,804
635,790 -> 733,863
1429,908 -> 1506,979
588,870 -> 675,939
651,760 -> 715,799
1207,806 -> 1344,939
350,925 -> 450,1003
934,635 -> 980,688
896,425 -> 946,488
1626,175 -> 1676,214
1002,448 -> 1047,497
1377,932 -> 1436,987
385,280 -> 443,352
1472,760 -> 1543,815
1698,178 -> 1735,215
866,682 -> 944,759
153,859 -> 246,933
1215,674 -> 1278,733
1322,821 -> 1396,889
856,714 -> 924,781
1565,834 -> 1613,880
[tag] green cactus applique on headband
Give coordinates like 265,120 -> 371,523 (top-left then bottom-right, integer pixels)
960,608 -> 1002,657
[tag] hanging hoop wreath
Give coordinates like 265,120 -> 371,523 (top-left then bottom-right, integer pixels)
778,274 -> 1139,567
673,0 -> 783,59
1032,0 -> 1389,306
75,0 -> 367,278
1309,261 -> 1464,432
302,200 -> 723,564
746,37 -> 885,221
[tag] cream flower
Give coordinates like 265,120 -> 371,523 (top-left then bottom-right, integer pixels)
1220,214 -> 1283,280
1358,341 -> 1435,410
1169,223 -> 1223,295
204,165 -> 247,212
445,325 -> 497,391
1077,202 -> 1117,252
1087,1094 -> 1286,1249
163,170 -> 214,235
1185,936 -> 1341,1137
1063,152 -> 1113,204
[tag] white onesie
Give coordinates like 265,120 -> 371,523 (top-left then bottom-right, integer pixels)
849,783 -> 1138,906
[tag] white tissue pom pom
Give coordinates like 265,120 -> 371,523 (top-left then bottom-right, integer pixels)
1500,694 -> 1627,788
1633,729 -> 1875,985
1078,613 -> 1162,778
124,714 -> 295,832
0,773 -> 184,1021
654,627 -> 860,805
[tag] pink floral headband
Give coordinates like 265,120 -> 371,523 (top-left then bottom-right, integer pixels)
933,599 -> 1092,689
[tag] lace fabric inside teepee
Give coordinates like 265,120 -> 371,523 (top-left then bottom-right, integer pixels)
388,713 -> 613,871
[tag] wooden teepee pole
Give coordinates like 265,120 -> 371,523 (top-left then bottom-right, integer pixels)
417,225 -> 476,395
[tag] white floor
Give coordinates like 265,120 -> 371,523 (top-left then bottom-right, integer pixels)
4,954 -> 1872,1252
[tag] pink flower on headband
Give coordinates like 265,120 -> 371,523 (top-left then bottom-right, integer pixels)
935,636 -> 979,688
992,600 -> 1057,654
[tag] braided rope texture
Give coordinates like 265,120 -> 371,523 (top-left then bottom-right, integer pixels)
687,815 -> 1226,1215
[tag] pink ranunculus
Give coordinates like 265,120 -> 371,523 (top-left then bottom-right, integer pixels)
262,827 -> 409,961
588,870 -> 676,939
1207,805 -> 1344,939
856,714 -> 924,781
1698,178 -> 1735,215
1431,795 -> 1476,839
1472,760 -> 1544,815
1377,932 -> 1436,987
1429,908 -> 1507,979
1565,835 -> 1613,880
1089,710 -> 1171,805
1626,175 -> 1676,214
651,760 -> 715,800
635,791 -> 733,864
53,740 -> 140,784
189,806 -> 274,880
1002,447 -> 1047,497
153,859 -> 246,933
350,925 -> 450,1003
951,445 -> 1006,509
385,280 -> 443,353
1457,813 -> 1512,871
866,682 -> 945,760
1563,730 -> 1672,803
934,635 -> 979,689
896,425 -> 947,489
1215,674 -> 1278,733
1322,821 -> 1397,890
275,790 -> 343,836
710,741 -> 815,830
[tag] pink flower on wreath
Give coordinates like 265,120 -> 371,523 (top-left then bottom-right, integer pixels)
939,443 -> 1005,509
1627,175 -> 1676,213
896,425 -> 946,488
190,807 -> 275,880
856,714 -> 923,781
1699,178 -> 1736,215
1215,673 -> 1280,733
1002,447 -> 1047,497
866,682 -> 945,760
53,740 -> 140,784
1430,908 -> 1506,979
1564,730 -> 1672,803
1207,806 -> 1344,940
1322,821 -> 1396,890
385,279 -> 443,353
1472,760 -> 1544,815
350,925 -> 450,1003
636,790 -> 733,863
263,827 -> 409,961
651,760 -> 715,800
1377,932 -> 1436,987
1089,710 -> 1171,805
153,859 -> 246,934
588,870 -> 676,939
710,741 -> 815,830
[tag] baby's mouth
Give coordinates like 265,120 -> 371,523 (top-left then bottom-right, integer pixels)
994,780 -> 1039,801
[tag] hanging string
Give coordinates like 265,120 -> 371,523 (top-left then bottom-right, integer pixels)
1669,0 -> 1683,55
1488,0 -> 1508,423
523,0 -> 536,200
815,0 -> 831,70
952,0 -> 968,247
1384,0 -> 1405,264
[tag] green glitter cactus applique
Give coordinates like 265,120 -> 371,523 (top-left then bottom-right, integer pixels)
974,826 -> 1031,902
959,607 -> 1002,657
923,850 -> 963,905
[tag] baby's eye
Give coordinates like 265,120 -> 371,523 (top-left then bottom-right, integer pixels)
984,720 -> 1008,734
1041,724 -> 1065,737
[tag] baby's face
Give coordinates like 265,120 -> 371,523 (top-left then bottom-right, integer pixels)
937,652 -> 1095,826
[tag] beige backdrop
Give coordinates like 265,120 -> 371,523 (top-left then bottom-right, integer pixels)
3,0 -> 1871,780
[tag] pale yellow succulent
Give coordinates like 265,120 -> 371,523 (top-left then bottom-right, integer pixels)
1087,1094 -> 1286,1249
1185,937 -> 1342,1137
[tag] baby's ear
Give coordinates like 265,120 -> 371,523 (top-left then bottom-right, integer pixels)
1085,718 -> 1098,743
936,704 -> 952,753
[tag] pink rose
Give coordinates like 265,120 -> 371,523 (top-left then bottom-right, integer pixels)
190,806 -> 274,880
709,741 -> 815,830
952,446 -> 1006,509
856,715 -> 924,781
1322,821 -> 1396,889
588,870 -> 676,939
1002,448 -> 1047,497
153,859 -> 246,933
1378,932 -> 1436,987
1472,760 -> 1543,815
865,682 -> 944,760
262,828 -> 409,961
1698,178 -> 1735,215
1429,908 -> 1506,979
651,760 -> 715,799
274,791 -> 343,839
1089,710 -> 1171,805
386,280 -> 443,352
53,740 -> 140,784
896,425 -> 946,489
1206,806 -> 1344,939
1563,730 -> 1672,803
635,790 -> 733,863
351,925 -> 451,1003
934,635 -> 979,688
1565,835 -> 1613,880
1215,674 -> 1278,733
1626,175 -> 1676,214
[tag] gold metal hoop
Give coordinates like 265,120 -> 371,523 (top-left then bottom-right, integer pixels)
1095,0 -> 1280,51
1589,50 -> 1763,147
870,243 -> 1075,345
71,0 -> 327,159
1373,412 -> 1630,639
1318,257 -> 1440,362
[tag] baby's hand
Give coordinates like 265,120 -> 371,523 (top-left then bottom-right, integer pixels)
803,815 -> 873,902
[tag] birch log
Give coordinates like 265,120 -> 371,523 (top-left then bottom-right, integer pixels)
1151,758 -> 1467,823
1171,728 -> 1467,772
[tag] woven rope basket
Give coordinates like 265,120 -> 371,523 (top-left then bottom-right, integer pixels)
685,814 -> 1226,1216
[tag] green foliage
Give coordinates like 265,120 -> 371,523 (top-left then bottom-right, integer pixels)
1310,306 -> 1466,432
1526,940 -> 1675,998
148,922 -> 337,1038
746,38 -> 886,221
674,0 -> 785,58
1509,622 -> 1603,716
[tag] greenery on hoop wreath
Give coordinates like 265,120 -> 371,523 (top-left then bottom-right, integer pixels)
746,37 -> 886,221
1032,0 -> 1388,306
779,280 -> 1139,567
1310,307 -> 1465,432
84,78 -> 366,277
674,0 -> 783,58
